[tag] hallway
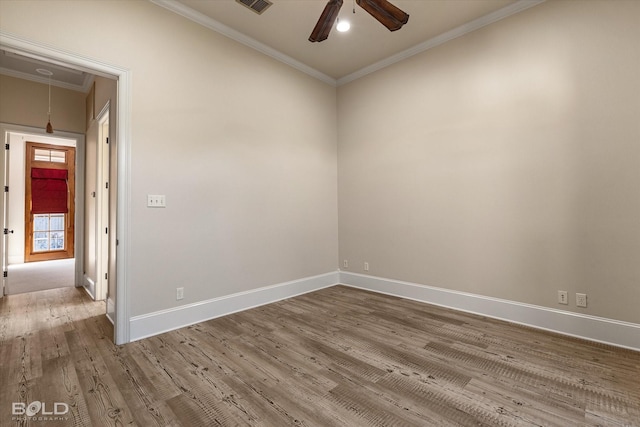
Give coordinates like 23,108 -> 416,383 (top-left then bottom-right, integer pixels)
5,259 -> 75,295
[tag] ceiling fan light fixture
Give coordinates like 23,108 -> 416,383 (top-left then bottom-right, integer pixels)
309,0 -> 343,42
355,0 -> 409,31
310,0 -> 407,42
336,19 -> 350,32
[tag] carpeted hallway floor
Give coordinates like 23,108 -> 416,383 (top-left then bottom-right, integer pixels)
5,258 -> 75,295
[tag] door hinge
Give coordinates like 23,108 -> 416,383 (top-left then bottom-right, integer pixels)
5,143 -> 9,150
106,137 -> 109,144
105,227 -> 108,234
4,186 -> 8,192
105,273 -> 108,280
105,182 -> 109,189
3,271 -> 7,278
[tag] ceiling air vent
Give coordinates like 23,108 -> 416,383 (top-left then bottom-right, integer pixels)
236,0 -> 272,15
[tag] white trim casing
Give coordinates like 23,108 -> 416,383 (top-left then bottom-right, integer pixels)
129,272 -> 339,341
339,272 -> 640,352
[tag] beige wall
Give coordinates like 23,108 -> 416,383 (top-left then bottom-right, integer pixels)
0,0 -> 339,316
2,0 -> 637,327
0,75 -> 86,133
338,0 -> 640,323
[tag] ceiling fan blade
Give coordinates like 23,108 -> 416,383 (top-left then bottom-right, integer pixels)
309,0 -> 344,42
356,0 -> 409,31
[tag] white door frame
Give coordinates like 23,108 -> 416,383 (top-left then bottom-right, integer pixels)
96,103 -> 110,301
0,32 -> 132,345
1,130 -> 7,297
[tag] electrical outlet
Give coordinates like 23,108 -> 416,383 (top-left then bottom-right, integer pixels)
576,293 -> 587,308
176,287 -> 184,300
364,262 -> 369,271
558,290 -> 568,305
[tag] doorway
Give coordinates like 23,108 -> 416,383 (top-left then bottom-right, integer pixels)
3,132 -> 81,295
0,34 -> 131,344
24,141 -> 75,262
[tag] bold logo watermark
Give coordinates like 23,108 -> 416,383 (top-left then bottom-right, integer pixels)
11,401 -> 69,421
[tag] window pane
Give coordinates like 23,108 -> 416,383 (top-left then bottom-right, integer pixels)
31,213 -> 67,254
51,238 -> 64,250
34,148 -> 50,161
50,150 -> 66,163
34,232 -> 49,252
34,215 -> 49,231
50,215 -> 65,231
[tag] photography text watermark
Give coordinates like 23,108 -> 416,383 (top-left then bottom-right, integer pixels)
11,401 -> 70,422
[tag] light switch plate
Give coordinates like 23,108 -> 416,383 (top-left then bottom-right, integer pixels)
147,194 -> 166,208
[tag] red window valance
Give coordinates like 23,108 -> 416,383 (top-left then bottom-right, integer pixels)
31,168 -> 68,214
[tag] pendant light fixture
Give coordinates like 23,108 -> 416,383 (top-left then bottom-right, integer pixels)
36,68 -> 54,133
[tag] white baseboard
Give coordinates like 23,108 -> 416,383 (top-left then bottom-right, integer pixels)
83,275 -> 96,299
106,297 -> 115,325
126,269 -> 640,351
339,272 -> 640,352
129,271 -> 339,342
8,256 -> 23,264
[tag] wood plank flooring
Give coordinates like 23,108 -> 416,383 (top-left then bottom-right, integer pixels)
1,285 -> 639,426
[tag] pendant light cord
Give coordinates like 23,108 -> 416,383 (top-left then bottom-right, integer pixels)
48,75 -> 51,120
46,74 -> 53,133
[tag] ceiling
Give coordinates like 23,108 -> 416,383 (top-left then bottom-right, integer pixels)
0,0 -> 544,89
0,49 -> 94,92
157,0 -> 543,85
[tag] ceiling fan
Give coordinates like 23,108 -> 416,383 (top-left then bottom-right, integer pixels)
309,0 -> 409,43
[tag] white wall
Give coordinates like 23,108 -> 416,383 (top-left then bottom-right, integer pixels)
338,0 -> 640,324
0,0 -> 339,317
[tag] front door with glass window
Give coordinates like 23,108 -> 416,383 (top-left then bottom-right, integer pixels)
25,142 -> 75,262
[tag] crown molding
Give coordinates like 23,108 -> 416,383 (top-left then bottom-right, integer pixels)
150,0 -> 544,87
337,0 -> 545,85
149,0 -> 337,87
